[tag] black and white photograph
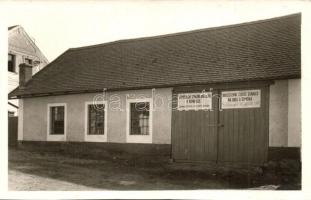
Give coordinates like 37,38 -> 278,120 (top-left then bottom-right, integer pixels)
0,0 -> 310,199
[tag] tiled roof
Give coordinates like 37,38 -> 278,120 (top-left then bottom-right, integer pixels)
9,13 -> 301,98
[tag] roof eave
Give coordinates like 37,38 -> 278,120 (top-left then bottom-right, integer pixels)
9,75 -> 300,100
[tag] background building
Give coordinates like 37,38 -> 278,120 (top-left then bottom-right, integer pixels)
8,25 -> 49,116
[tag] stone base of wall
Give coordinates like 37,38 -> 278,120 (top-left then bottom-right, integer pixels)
17,141 -> 172,160
268,147 -> 301,161
16,142 -> 300,163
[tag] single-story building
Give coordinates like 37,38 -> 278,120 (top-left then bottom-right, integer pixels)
9,13 -> 301,165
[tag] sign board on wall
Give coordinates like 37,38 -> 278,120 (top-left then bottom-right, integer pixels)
177,92 -> 212,111
221,89 -> 261,109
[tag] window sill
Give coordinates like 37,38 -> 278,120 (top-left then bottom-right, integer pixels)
126,135 -> 152,144
47,134 -> 66,141
8,71 -> 18,75
85,134 -> 107,142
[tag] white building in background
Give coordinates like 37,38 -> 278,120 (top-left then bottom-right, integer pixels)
8,25 -> 49,116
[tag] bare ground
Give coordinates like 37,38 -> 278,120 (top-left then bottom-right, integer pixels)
8,148 -> 301,191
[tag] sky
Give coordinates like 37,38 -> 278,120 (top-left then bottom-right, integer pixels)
0,0 -> 305,62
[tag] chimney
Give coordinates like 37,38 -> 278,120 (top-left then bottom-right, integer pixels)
19,63 -> 33,88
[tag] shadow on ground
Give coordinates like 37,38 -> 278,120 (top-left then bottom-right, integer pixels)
8,148 -> 301,190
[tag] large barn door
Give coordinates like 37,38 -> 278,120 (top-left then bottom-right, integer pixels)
172,90 -> 219,162
172,84 -> 269,165
217,87 -> 269,165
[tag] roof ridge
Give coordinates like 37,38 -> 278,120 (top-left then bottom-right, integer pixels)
8,25 -> 19,30
68,13 -> 300,52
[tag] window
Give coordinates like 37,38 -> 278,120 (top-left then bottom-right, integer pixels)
85,102 -> 107,142
8,111 -> 15,117
33,60 -> 41,74
25,58 -> 32,65
8,54 -> 16,72
47,103 -> 66,141
130,102 -> 150,135
126,98 -> 153,143
88,104 -> 105,135
50,106 -> 65,135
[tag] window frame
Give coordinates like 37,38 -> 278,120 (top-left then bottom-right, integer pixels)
25,58 -> 33,65
84,101 -> 108,142
126,98 -> 153,143
47,103 -> 67,141
8,54 -> 16,73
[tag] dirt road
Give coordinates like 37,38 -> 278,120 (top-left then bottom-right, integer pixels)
8,148 -> 300,191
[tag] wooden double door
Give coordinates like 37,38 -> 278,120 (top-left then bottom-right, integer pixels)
172,84 -> 269,165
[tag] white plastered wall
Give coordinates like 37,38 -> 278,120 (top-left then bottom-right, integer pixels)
269,79 -> 301,147
20,88 -> 172,144
288,79 -> 301,147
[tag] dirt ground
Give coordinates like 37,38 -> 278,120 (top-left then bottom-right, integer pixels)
8,148 -> 301,191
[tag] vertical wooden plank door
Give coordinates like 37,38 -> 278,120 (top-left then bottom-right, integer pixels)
8,116 -> 18,147
217,87 -> 269,165
172,86 -> 269,165
172,91 -> 218,162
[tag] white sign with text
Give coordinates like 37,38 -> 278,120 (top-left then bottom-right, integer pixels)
221,89 -> 261,109
177,92 -> 212,111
